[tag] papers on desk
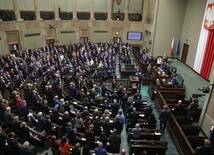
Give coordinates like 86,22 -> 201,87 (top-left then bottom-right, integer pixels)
154,132 -> 161,135
28,113 -> 33,117
168,82 -> 173,84
139,114 -> 145,117
81,138 -> 86,141
73,102 -> 77,105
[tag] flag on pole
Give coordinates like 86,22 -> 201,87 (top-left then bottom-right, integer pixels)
175,38 -> 180,55
170,37 -> 174,55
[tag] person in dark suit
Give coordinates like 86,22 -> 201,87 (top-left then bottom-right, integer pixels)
159,105 -> 170,132
210,126 -> 214,149
0,127 -> 9,154
4,107 -> 15,126
187,98 -> 199,117
44,115 -> 53,135
145,104 -> 153,119
85,125 -> 95,150
173,100 -> 185,116
20,141 -> 33,155
110,99 -> 120,118
133,90 -> 141,101
19,100 -> 30,121
19,121 -> 31,142
98,132 -> 108,150
129,108 -> 139,128
62,111 -> 71,130
93,116 -> 102,136
51,105 -> 59,123
72,143 -> 81,155
7,132 -> 21,155
195,139 -> 212,155
109,129 -> 121,153
37,112 -> 46,131
134,96 -> 142,111
65,122 -> 75,145
146,113 -> 157,129
112,116 -> 123,135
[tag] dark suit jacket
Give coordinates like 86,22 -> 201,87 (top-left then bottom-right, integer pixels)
7,138 -> 21,155
174,104 -> 185,116
109,134 -> 121,151
85,130 -> 95,148
159,109 -> 170,122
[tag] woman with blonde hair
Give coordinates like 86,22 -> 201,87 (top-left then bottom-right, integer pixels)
20,121 -> 31,141
101,109 -> 110,120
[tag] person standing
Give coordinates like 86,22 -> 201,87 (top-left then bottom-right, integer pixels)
59,136 -> 70,155
159,105 -> 170,132
94,142 -> 107,155
109,129 -> 121,153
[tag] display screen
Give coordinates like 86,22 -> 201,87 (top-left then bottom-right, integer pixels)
127,31 -> 142,40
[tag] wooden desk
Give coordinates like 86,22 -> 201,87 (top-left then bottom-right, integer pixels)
129,75 -> 139,86
130,139 -> 167,155
152,67 -> 174,87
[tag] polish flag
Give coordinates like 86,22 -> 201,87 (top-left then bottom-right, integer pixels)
170,37 -> 174,55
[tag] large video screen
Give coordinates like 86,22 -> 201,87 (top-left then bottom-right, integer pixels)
127,31 -> 142,41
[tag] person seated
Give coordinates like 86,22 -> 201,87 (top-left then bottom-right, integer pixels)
195,139 -> 212,155
170,72 -> 177,85
132,123 -> 141,139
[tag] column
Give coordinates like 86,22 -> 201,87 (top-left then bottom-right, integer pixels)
34,0 -> 41,20
72,0 -> 77,20
90,0 -> 95,20
124,0 -> 130,21
107,0 -> 112,20
142,0 -> 147,22
54,0 -> 60,20
12,0 -> 23,21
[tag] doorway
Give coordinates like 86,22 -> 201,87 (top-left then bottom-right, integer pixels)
9,43 -> 19,54
80,37 -> 88,44
113,37 -> 121,44
181,43 -> 189,64
46,39 -> 54,46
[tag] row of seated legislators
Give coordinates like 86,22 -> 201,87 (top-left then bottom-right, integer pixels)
0,42 -> 162,155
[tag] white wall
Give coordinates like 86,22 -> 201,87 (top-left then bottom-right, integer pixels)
21,29 -> 43,50
58,0 -> 72,12
38,0 -> 54,11
76,0 -> 90,12
94,0 -> 108,12
0,0 -> 13,10
0,32 -> 7,55
153,0 -> 187,57
19,0 -> 34,11
181,0 -> 207,67
129,0 -> 142,14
